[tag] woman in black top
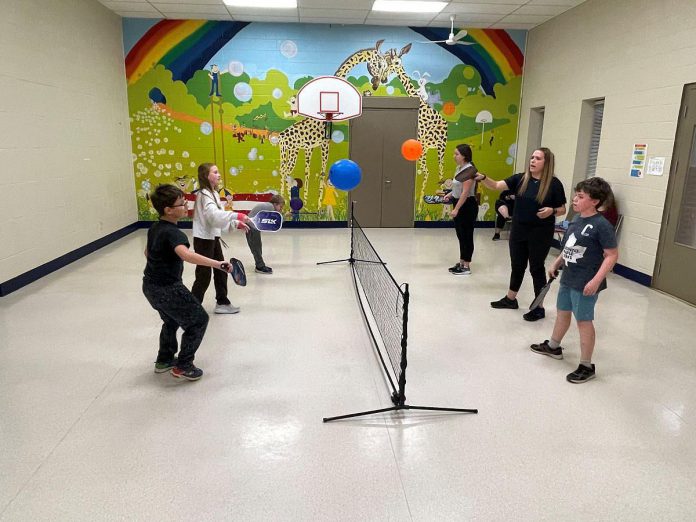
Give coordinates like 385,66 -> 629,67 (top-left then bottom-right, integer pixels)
476,148 -> 567,321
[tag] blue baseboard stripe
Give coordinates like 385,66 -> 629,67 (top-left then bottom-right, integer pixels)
613,263 -> 652,287
0,222 -> 140,297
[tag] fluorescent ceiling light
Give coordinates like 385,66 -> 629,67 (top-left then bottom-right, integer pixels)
372,0 -> 446,14
224,0 -> 297,8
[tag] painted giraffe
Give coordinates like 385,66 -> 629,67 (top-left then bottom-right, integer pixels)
385,44 -> 448,212
278,40 -> 391,204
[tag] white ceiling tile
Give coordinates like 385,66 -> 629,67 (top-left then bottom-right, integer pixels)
299,0 -> 374,7
226,7 -> 299,16
491,22 -> 539,29
427,20 -> 490,28
515,4 -> 570,15
114,10 -> 164,17
231,14 -> 300,22
300,17 -> 366,24
450,0 -> 524,4
525,0 -> 584,5
299,8 -> 367,18
101,1 -> 161,13
167,12 -> 234,19
151,3 -> 229,13
498,13 -> 552,23
153,0 -> 226,4
443,3 -> 519,15
432,12 -> 502,23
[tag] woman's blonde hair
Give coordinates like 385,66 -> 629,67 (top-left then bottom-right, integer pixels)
517,147 -> 555,203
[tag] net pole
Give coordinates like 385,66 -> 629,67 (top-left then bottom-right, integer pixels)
395,283 -> 409,406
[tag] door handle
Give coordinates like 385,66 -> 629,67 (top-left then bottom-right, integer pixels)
384,180 -> 391,184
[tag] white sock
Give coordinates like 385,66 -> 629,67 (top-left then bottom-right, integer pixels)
580,360 -> 593,368
548,339 -> 561,349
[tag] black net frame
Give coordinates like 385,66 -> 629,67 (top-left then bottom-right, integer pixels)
350,216 -> 409,405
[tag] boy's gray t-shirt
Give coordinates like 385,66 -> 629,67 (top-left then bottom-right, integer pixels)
248,201 -> 274,218
560,213 -> 617,292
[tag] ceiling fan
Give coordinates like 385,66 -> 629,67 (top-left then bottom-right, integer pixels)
418,15 -> 476,46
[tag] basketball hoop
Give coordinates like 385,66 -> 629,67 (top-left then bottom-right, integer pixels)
319,111 -> 343,138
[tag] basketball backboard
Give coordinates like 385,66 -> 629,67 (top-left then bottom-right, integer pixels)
296,76 -> 362,121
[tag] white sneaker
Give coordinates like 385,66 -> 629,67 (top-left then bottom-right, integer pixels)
214,304 -> 240,314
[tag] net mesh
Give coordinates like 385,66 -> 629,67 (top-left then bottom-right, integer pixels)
351,217 -> 408,387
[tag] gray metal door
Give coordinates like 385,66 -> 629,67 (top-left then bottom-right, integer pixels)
654,83 -> 696,305
349,97 -> 419,227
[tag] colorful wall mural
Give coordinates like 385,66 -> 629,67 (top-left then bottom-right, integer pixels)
124,20 -> 525,222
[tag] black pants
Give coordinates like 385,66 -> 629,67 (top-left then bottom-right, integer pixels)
142,281 -> 209,368
245,226 -> 265,269
453,196 -> 478,262
191,237 -> 230,305
508,224 -> 554,296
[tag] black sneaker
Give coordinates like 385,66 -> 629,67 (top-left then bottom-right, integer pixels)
451,265 -> 471,276
530,340 -> 563,359
171,365 -> 204,381
255,266 -> 273,275
523,307 -> 546,321
492,233 -> 501,241
490,296 -> 519,309
567,364 -> 596,383
448,263 -> 461,273
154,358 -> 178,374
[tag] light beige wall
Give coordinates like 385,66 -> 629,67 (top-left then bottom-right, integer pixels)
517,0 -> 696,276
0,0 -> 134,283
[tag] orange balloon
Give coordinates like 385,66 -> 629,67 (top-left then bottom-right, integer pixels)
401,139 -> 423,161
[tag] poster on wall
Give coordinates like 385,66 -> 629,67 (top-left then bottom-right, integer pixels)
647,156 -> 665,176
630,143 -> 647,178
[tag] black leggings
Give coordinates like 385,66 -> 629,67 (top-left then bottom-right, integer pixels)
191,237 -> 230,305
508,224 -> 554,297
453,196 -> 478,262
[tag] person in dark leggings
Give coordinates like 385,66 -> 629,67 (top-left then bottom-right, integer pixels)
476,147 -> 567,321
443,143 -> 479,275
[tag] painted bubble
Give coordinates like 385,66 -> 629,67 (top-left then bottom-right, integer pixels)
200,122 -> 213,135
234,82 -> 252,102
248,148 -> 258,160
273,88 -> 283,99
331,130 -> 344,143
280,40 -> 298,58
228,61 -> 244,77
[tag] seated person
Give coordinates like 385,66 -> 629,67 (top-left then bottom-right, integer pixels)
492,189 -> 515,240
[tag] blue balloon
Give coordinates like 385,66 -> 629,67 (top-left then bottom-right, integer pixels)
329,159 -> 362,191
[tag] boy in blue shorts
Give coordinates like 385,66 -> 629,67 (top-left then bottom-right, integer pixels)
529,177 -> 618,383
142,184 -> 232,381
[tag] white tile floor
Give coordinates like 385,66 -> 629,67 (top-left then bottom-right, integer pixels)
1,228 -> 695,520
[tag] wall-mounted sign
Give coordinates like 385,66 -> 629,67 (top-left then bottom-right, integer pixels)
630,143 -> 647,178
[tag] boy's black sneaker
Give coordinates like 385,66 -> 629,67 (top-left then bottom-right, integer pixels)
530,340 -> 563,359
492,233 -> 501,241
154,358 -> 178,373
490,296 -> 519,309
451,265 -> 471,276
567,364 -> 596,383
448,263 -> 461,273
523,307 -> 545,321
255,266 -> 273,275
171,365 -> 203,381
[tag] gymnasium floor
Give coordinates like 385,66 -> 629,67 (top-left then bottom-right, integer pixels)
2,228 -> 695,520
